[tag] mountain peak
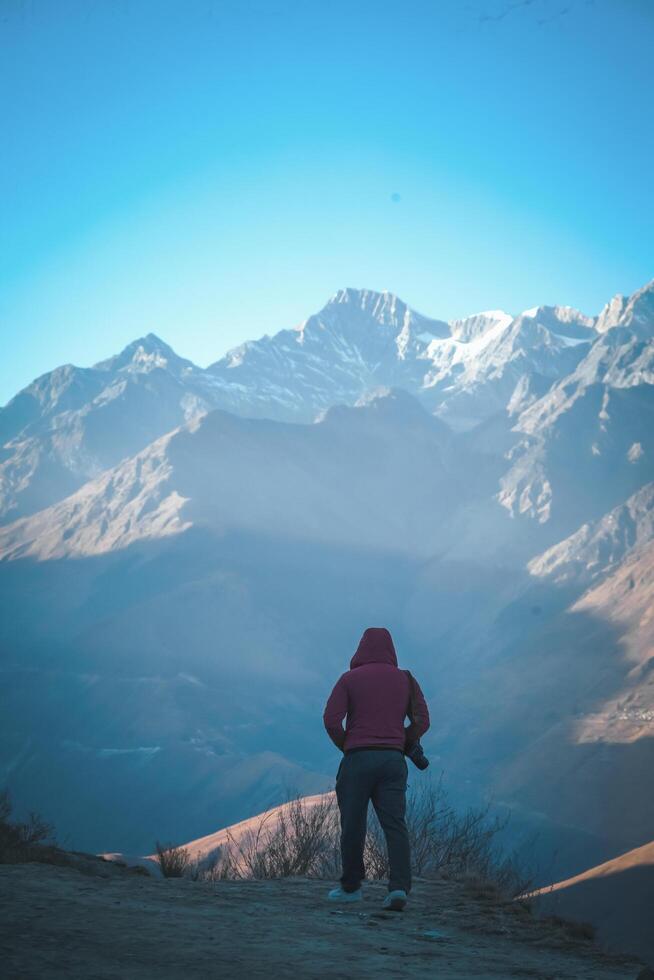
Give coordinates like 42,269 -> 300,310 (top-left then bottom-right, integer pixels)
448,310 -> 513,343
319,287 -> 450,341
596,280 -> 654,337
94,334 -> 192,375
326,287 -> 409,322
621,278 -> 654,333
328,286 -> 394,305
518,304 -> 594,326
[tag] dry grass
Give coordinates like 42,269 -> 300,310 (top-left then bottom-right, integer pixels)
182,774 -> 534,901
0,788 -> 55,863
155,841 -> 192,878
543,913 -> 596,942
198,794 -> 342,882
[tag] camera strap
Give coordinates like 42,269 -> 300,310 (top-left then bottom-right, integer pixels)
403,669 -> 418,722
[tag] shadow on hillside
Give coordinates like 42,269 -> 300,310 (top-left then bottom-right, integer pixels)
539,864 -> 654,967
0,525 -> 651,872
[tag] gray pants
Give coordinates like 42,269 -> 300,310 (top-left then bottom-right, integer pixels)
335,748 -> 411,894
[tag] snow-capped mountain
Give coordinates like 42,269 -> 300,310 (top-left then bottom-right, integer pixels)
418,304 -> 596,429
205,287 -> 449,422
2,283 -> 632,525
206,289 -> 598,431
498,292 -> 654,535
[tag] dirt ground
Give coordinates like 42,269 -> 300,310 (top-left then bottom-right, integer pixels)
0,861 -> 643,980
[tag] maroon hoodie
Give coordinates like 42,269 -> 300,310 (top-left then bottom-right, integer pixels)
322,627 -> 430,752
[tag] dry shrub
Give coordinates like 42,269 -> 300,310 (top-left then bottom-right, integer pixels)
365,772 -> 533,898
193,774 -> 533,899
199,794 -> 341,882
155,841 -> 191,878
0,788 -> 55,863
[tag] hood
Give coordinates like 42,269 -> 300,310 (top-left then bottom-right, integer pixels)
350,627 -> 398,668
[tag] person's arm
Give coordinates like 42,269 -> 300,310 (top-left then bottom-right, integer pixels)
404,675 -> 430,745
323,674 -> 349,751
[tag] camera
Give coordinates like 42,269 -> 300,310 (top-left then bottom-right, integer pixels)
405,739 -> 429,770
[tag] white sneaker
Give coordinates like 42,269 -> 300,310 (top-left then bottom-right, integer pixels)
327,886 -> 363,903
382,889 -> 407,911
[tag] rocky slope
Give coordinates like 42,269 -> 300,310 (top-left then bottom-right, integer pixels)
0,335 -> 221,524
528,483 -> 654,587
498,287 -> 654,537
484,498 -> 654,852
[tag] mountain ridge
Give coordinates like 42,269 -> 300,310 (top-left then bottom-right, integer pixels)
6,281 -> 649,526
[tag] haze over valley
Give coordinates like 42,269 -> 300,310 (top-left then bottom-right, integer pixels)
2,280 -> 653,897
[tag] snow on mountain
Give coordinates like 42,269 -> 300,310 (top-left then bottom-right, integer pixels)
514,330 -> 654,439
1,280 -> 651,528
500,286 -> 654,444
419,304 -> 596,430
209,289 -> 598,432
205,287 -> 452,422
448,309 -> 513,342
93,333 -> 197,377
498,282 -> 654,531
595,278 -> 654,337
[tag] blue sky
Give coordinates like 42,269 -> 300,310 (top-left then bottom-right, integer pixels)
1,0 -> 653,405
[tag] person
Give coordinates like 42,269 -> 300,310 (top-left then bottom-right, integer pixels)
322,626 -> 430,911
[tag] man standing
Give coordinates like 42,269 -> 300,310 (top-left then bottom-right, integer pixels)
322,626 -> 430,910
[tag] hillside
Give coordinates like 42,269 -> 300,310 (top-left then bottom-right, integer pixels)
0,389 -> 485,562
0,859 -> 644,980
535,841 -> 654,967
489,520 -> 654,851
